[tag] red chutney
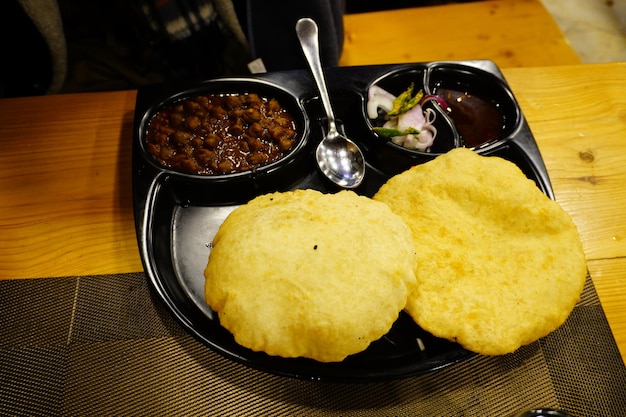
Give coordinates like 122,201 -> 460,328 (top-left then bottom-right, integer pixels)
436,88 -> 505,148
145,93 -> 298,175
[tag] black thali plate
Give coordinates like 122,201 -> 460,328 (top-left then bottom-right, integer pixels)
132,60 -> 554,382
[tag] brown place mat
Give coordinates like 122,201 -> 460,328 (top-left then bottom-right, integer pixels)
1,272 -> 625,416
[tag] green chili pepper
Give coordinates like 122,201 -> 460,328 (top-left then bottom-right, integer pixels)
372,126 -> 421,138
387,83 -> 424,117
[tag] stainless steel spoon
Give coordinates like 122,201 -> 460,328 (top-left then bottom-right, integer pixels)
296,18 -> 365,189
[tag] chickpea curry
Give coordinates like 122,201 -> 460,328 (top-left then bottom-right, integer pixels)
145,93 -> 298,175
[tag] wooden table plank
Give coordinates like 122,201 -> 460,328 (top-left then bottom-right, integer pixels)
341,0 -> 581,68
501,63 -> 626,263
0,91 -> 143,277
4,64 -> 621,279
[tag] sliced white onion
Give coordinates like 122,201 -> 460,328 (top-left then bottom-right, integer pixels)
397,104 -> 426,132
367,86 -> 396,119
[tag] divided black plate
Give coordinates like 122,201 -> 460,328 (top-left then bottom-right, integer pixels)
132,60 -> 554,382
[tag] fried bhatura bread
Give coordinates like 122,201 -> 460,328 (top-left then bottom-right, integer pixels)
373,148 -> 587,355
204,189 -> 417,362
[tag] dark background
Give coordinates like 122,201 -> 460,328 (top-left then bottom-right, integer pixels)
1,0 -> 479,97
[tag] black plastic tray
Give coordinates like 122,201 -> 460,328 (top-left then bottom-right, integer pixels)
132,60 -> 554,382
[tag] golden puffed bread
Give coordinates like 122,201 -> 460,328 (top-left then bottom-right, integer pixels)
204,189 -> 417,362
373,148 -> 587,355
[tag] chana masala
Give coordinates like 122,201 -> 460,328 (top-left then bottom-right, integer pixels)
145,93 -> 298,175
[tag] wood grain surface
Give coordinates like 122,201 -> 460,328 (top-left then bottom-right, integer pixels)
0,91 -> 142,277
341,0 -> 581,68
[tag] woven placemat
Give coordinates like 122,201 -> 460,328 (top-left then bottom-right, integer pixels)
1,272 -> 624,416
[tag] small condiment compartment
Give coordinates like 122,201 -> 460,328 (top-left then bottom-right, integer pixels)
132,60 -> 554,382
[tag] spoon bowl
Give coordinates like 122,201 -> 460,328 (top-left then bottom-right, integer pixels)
296,18 -> 365,189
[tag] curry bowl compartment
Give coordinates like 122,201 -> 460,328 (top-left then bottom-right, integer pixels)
136,78 -> 313,204
426,62 -> 522,152
360,64 -> 460,175
360,63 -> 522,176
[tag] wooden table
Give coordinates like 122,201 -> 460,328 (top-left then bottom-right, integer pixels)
341,0 -> 582,68
1,62 -> 625,367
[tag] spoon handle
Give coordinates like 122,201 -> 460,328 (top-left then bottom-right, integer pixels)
296,18 -> 338,134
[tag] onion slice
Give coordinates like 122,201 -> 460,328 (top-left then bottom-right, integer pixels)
397,104 -> 426,132
367,86 -> 396,119
419,94 -> 450,112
